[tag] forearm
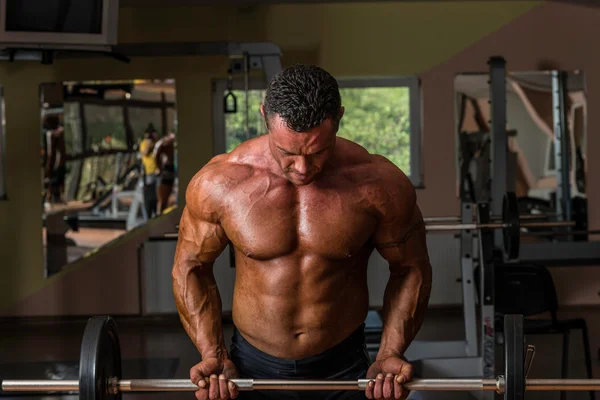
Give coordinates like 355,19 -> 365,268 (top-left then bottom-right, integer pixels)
173,262 -> 228,360
377,262 -> 432,360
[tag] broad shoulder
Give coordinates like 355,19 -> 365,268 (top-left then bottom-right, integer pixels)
334,139 -> 416,216
369,156 -> 415,215
186,136 -> 276,207
336,139 -> 413,194
186,154 -> 253,202
185,153 -> 256,218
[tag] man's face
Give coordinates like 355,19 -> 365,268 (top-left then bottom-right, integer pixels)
262,105 -> 343,186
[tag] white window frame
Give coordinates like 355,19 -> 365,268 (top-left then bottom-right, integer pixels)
212,76 -> 423,186
0,86 -> 6,200
212,78 -> 269,156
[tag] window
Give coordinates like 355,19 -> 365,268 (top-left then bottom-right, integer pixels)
84,105 -> 127,149
62,102 -> 80,154
212,78 -> 269,155
0,86 -> 5,200
128,106 -> 166,143
213,76 -> 422,186
337,77 -> 421,184
224,89 -> 267,152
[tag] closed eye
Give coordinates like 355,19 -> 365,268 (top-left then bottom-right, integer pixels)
276,146 -> 329,156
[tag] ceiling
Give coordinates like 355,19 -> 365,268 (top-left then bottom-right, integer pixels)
120,0 -> 600,7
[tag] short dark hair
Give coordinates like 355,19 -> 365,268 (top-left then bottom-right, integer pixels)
144,122 -> 157,136
263,64 -> 342,132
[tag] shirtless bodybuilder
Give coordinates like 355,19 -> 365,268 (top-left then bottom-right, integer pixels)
154,131 -> 177,214
172,65 -> 432,400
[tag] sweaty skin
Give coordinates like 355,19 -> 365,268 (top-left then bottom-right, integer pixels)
173,116 -> 432,398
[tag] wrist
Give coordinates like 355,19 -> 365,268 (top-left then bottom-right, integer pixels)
376,348 -> 404,361
201,346 -> 229,361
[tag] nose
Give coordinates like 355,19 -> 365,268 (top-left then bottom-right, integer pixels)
293,156 -> 310,175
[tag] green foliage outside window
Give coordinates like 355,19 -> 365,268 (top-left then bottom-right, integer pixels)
223,86 -> 411,174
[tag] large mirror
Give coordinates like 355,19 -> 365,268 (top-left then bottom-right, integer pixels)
40,79 -> 178,277
454,69 -> 587,237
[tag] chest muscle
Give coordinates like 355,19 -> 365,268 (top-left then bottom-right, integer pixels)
222,180 -> 377,261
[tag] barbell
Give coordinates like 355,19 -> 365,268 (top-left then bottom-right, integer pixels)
2,315 -> 600,400
425,192 -> 575,259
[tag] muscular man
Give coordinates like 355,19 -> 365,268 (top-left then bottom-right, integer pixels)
173,65 -> 432,400
139,124 -> 159,218
154,131 -> 177,214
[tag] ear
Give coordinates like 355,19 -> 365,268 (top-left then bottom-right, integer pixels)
260,104 -> 270,132
333,106 -> 345,135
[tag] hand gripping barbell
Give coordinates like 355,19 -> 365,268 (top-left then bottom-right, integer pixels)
2,315 -> 599,400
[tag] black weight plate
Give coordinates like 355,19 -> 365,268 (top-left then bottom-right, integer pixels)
504,314 -> 525,400
79,316 -> 122,400
503,192 -> 520,259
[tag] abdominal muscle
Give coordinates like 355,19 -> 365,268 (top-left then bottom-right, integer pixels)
231,253 -> 371,360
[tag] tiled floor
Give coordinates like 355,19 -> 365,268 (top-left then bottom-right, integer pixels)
0,308 -> 598,400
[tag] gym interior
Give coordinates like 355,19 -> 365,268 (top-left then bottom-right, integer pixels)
0,1 -> 599,400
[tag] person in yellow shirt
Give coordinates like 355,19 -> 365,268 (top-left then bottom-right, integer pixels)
139,123 -> 159,218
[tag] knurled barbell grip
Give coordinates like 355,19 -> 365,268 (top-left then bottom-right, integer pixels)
121,378 -> 498,391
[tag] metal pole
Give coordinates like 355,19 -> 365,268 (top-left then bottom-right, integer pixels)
425,216 -> 462,223
4,378 -> 600,393
425,221 -> 574,231
551,71 -> 572,227
244,53 -> 250,141
1,380 -> 79,391
489,57 -> 508,246
424,214 -> 559,223
477,203 -> 495,393
526,380 -> 600,391
460,202 -> 478,357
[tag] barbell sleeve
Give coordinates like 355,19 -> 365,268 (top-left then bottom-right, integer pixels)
3,377 -> 600,393
1,379 -> 79,391
525,379 -> 600,391
519,221 -> 575,229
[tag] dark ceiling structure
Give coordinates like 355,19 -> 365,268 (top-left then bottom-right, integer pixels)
120,0 -> 600,8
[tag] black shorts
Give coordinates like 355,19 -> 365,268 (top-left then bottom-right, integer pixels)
230,324 -> 371,400
159,164 -> 176,185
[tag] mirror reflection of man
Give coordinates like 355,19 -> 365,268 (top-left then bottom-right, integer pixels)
154,131 -> 176,215
43,114 -> 66,209
140,123 -> 159,218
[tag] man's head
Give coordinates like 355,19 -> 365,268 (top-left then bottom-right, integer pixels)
261,64 -> 344,185
144,123 -> 158,140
